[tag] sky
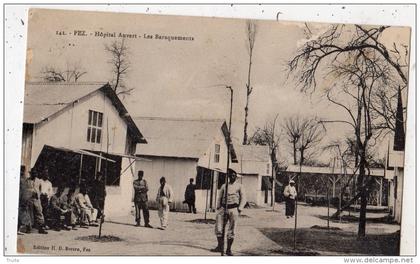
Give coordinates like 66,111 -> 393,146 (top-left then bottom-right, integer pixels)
25,8 -> 411,164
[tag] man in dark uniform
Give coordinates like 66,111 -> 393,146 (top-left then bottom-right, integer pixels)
184,178 -> 197,213
133,171 -> 152,228
91,172 -> 106,221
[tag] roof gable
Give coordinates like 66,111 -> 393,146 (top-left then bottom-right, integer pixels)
23,82 -> 146,143
134,117 -> 236,161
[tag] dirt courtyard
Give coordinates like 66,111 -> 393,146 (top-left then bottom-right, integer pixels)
17,203 -> 400,256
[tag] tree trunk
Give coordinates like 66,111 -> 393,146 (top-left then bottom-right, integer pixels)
243,103 -> 249,145
357,152 -> 368,238
293,141 -> 297,165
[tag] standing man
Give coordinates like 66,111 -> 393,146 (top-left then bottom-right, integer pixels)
36,168 -> 53,222
18,166 -> 31,234
91,172 -> 106,222
133,171 -> 152,228
283,179 -> 297,218
26,170 -> 48,234
156,177 -> 173,230
184,178 -> 197,214
211,169 -> 246,256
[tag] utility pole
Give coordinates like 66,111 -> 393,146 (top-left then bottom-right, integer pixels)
221,86 -> 233,256
293,149 -> 302,251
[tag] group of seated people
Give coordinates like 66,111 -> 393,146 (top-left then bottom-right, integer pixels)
18,166 -> 103,234
48,185 -> 100,231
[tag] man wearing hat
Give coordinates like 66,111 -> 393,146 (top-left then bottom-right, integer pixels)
283,179 -> 297,218
211,168 -> 246,256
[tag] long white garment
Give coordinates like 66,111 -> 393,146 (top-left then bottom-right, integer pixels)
156,184 -> 173,228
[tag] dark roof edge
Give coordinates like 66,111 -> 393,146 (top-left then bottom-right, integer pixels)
100,84 -> 147,144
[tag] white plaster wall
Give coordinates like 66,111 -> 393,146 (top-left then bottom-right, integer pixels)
197,128 -> 230,172
135,157 -> 198,211
30,90 -> 128,168
104,157 -> 136,220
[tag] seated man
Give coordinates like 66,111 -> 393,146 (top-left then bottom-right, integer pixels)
68,187 -> 87,228
76,186 -> 98,227
49,185 -> 71,231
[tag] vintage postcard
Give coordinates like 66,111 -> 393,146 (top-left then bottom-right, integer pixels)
15,7 -> 411,256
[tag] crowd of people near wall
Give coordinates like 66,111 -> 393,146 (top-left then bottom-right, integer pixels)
18,165 -> 104,235
18,164 -> 296,256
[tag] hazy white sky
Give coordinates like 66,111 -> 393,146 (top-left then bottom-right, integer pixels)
26,8 -> 410,163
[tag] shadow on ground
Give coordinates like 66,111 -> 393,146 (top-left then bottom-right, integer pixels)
258,228 -> 400,256
316,214 -> 398,224
187,219 -> 216,224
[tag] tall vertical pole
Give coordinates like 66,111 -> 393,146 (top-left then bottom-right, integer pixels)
221,86 -> 233,256
78,154 -> 84,184
293,156 -> 302,251
205,151 -> 211,220
99,118 -> 109,238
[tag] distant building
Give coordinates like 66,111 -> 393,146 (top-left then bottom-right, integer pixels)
21,82 -> 147,219
134,117 -> 237,212
385,87 -> 405,223
281,164 -> 386,206
234,144 -> 273,207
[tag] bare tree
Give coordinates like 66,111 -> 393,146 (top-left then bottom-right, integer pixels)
249,114 -> 280,207
298,118 -> 325,165
288,24 -> 408,237
243,20 -> 257,145
105,39 -> 132,96
41,62 -> 87,83
283,116 -> 302,165
283,116 -> 324,165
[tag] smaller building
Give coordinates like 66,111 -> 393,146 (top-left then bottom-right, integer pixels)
233,144 -> 273,207
281,164 -> 387,207
134,117 -> 238,212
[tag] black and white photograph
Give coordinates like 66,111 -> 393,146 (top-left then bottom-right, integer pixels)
3,5 -> 415,258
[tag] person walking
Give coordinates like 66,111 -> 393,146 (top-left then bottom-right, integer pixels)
133,171 -> 152,228
211,169 -> 246,256
156,177 -> 173,230
283,179 -> 297,218
184,178 -> 197,213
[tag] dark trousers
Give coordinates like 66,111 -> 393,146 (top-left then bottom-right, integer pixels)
135,201 -> 149,225
94,199 -> 105,220
50,209 -> 72,228
187,202 -> 196,213
285,198 -> 295,216
40,194 -> 49,223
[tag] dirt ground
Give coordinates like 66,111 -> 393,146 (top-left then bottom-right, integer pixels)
17,203 -> 400,256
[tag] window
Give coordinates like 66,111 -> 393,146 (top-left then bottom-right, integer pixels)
214,144 -> 220,163
266,163 -> 271,174
87,110 -> 103,143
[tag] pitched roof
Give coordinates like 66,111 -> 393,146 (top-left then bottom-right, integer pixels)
134,117 -> 237,161
23,82 -> 146,143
